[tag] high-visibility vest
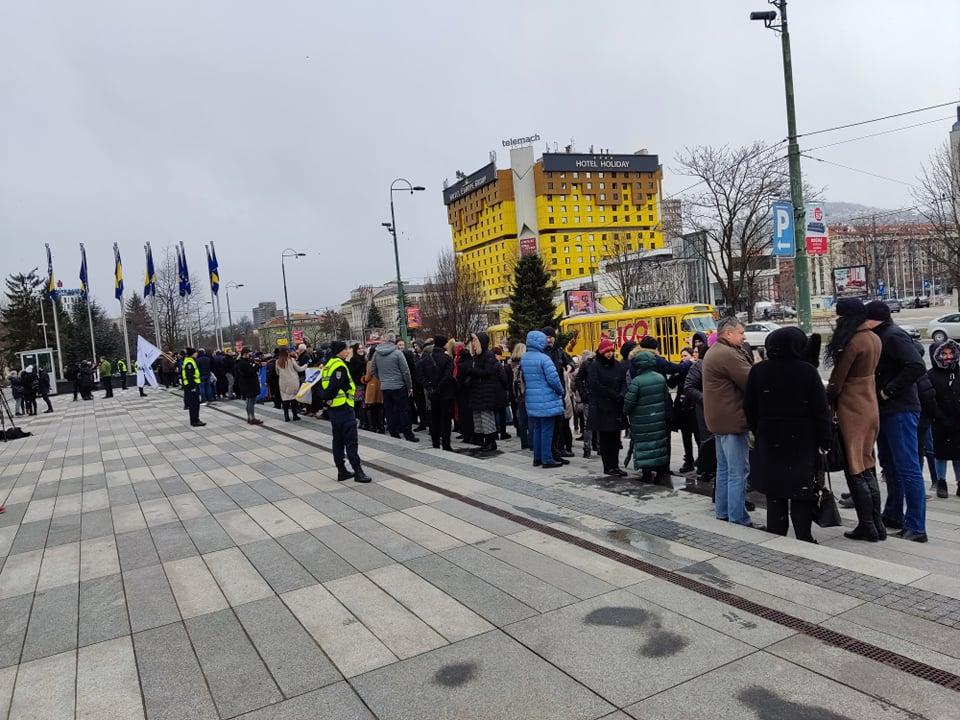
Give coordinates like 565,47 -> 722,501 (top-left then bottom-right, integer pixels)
320,357 -> 355,408
116,359 -> 127,372
181,357 -> 200,387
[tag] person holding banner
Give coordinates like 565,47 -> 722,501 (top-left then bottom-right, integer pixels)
321,341 -> 371,483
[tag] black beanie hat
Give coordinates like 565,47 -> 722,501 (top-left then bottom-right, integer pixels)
433,335 -> 448,348
639,336 -> 659,350
541,326 -> 556,338
865,300 -> 891,323
329,340 -> 347,355
836,298 -> 866,319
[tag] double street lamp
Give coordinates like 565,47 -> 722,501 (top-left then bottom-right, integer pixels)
750,0 -> 812,332
224,282 -> 244,347
281,249 -> 305,345
383,178 -> 425,342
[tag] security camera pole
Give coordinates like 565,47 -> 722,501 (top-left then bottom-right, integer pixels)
751,0 -> 811,331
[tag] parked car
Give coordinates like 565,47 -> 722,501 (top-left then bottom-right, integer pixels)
901,296 -> 931,309
929,313 -> 960,343
884,298 -> 902,313
744,321 -> 782,348
898,324 -> 921,340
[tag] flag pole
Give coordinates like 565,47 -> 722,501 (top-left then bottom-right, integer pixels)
50,297 -> 64,381
210,241 -> 222,349
115,243 -> 132,376
39,295 -> 50,349
146,242 -> 161,347
206,243 -> 220,350
80,243 -> 97,365
179,241 -> 193,347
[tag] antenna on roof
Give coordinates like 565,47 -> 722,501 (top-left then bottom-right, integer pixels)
589,144 -> 594,153
489,150 -> 496,166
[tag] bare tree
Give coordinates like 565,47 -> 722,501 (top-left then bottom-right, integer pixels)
837,221 -> 902,296
601,236 -> 687,309
914,141 -> 960,292
676,142 -> 790,319
420,249 -> 485,341
153,245 -> 214,350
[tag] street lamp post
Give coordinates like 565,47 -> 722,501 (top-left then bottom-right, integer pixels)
385,178 -> 425,342
751,1 -> 812,332
281,249 -> 305,345
224,282 -> 244,347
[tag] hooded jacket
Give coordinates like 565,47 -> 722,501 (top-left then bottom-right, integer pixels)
372,342 -> 413,391
520,330 -> 565,418
587,350 -> 628,433
744,328 -> 831,499
929,340 -> 960,460
623,351 -> 671,468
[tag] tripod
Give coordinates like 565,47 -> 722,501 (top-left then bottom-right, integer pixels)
0,386 -> 25,443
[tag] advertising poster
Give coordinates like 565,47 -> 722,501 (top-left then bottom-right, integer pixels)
833,265 -> 869,300
804,204 -> 829,255
564,290 -> 597,316
406,306 -> 422,329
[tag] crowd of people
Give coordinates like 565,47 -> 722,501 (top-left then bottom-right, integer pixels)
5,298 -> 959,547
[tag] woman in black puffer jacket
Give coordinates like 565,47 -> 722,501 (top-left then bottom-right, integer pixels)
464,332 -> 509,452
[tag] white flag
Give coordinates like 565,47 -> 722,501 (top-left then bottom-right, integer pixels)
136,335 -> 161,388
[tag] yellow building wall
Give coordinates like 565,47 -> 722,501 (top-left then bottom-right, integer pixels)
453,200 -> 518,303
535,184 -> 663,283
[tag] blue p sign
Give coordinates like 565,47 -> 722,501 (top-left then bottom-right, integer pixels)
772,201 -> 795,258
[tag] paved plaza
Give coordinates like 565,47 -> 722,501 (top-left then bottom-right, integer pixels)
2,389 -> 960,719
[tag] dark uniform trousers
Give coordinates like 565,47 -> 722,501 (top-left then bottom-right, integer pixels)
330,405 -> 362,472
185,388 -> 201,425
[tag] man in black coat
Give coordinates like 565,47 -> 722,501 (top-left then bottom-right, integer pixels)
419,335 -> 456,450
236,348 -> 263,425
865,301 -> 928,542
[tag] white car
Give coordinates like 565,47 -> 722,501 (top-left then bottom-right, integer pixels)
744,321 -> 782,348
929,313 -> 960,343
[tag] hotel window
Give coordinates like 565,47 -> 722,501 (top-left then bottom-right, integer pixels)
648,214 -> 654,221
598,172 -> 604,178
575,216 -> 581,223
563,246 -> 569,253
611,172 -> 617,178
565,258 -> 571,265
562,217 -> 567,224
547,182 -> 554,190
599,183 -> 605,190
612,183 -> 618,189
586,172 -> 591,178
548,218 -> 555,224
561,206 -> 567,213
649,232 -> 655,238
560,195 -> 566,201
573,172 -> 579,178
566,269 -> 572,276
588,216 -> 593,223
586,182 -> 593,190
599,194 -> 605,201
560,173 -> 566,178
574,205 -> 579,212
547,205 -> 553,212
613,193 -> 619,201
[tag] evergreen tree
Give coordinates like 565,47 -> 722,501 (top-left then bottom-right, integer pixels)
366,303 -> 384,329
507,254 -> 562,343
64,299 -> 123,364
0,271 -> 44,366
337,316 -> 351,340
125,294 -> 154,345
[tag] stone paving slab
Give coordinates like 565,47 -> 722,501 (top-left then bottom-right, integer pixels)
3,390 -> 960,719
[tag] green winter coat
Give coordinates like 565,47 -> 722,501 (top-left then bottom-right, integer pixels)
623,351 -> 670,469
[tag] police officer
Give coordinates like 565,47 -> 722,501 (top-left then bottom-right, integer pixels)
321,341 -> 371,483
182,348 -> 206,427
116,357 -> 128,390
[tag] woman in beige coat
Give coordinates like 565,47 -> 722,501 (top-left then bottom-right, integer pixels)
275,347 -> 308,422
362,355 -> 385,433
826,298 -> 884,541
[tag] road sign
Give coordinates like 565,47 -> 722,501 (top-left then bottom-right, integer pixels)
804,204 -> 829,255
772,201 -> 795,258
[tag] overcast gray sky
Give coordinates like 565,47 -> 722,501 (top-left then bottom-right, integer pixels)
2,1 -> 958,316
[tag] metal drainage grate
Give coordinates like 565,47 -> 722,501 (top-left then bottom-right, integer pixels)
207,403 -> 960,693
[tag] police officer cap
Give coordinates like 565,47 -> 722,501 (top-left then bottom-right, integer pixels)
329,340 -> 347,355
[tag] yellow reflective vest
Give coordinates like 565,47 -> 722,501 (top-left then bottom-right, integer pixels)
320,357 -> 355,408
181,357 -> 200,387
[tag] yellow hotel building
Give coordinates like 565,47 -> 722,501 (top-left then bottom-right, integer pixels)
443,147 -> 664,304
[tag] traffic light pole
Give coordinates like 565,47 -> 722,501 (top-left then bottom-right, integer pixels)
776,1 -> 812,332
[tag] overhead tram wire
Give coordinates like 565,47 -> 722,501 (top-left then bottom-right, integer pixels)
799,153 -> 918,189
795,99 -> 960,139
803,115 -> 954,153
663,139 -> 787,201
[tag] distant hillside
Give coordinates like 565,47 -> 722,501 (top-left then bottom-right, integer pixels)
822,202 -> 924,224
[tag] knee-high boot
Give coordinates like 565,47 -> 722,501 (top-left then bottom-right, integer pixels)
864,468 -> 887,541
843,472 -> 879,542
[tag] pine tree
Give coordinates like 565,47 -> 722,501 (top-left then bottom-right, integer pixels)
367,303 -> 384,329
125,294 -> 154,345
0,271 -> 44,366
507,254 -> 562,343
337,316 -> 351,340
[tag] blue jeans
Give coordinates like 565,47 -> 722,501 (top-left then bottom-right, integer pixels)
529,416 -> 556,465
935,459 -> 960,484
715,432 -> 751,525
199,376 -> 213,402
921,425 -> 937,484
878,411 -> 926,534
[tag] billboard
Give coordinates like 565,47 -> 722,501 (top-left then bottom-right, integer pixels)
519,236 -> 538,256
442,163 -> 497,205
406,306 -> 421,329
564,290 -> 597,316
833,265 -> 869,300
542,153 -> 659,173
804,204 -> 829,255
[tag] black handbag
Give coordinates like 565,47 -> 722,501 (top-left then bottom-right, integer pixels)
812,460 -> 843,528
825,417 -> 846,473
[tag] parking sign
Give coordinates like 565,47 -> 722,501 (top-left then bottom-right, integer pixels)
772,201 -> 795,258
